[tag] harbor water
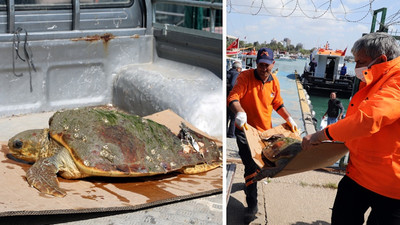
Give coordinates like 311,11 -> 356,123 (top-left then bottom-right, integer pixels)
274,59 -> 353,130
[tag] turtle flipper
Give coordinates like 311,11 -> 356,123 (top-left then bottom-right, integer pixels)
253,158 -> 290,181
26,158 -> 66,197
181,162 -> 222,174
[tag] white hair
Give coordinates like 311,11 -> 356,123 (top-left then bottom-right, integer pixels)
232,61 -> 242,69
351,32 -> 400,61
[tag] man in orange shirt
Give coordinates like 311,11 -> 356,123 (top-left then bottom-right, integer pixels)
228,47 -> 298,222
302,32 -> 400,225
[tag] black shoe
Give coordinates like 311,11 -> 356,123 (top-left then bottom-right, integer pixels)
244,205 -> 258,224
227,134 -> 235,138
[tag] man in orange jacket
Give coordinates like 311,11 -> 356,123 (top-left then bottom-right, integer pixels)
302,32 -> 400,225
228,47 -> 298,223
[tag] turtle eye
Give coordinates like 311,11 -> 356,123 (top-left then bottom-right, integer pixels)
13,140 -> 23,149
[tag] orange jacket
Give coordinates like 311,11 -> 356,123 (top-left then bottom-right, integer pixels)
227,69 -> 284,132
325,56 -> 400,199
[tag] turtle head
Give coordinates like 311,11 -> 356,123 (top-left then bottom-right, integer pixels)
8,129 -> 50,163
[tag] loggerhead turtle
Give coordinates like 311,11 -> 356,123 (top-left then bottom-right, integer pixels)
8,107 -> 222,197
253,135 -> 301,181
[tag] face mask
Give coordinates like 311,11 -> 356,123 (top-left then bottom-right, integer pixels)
354,67 -> 367,82
354,56 -> 381,82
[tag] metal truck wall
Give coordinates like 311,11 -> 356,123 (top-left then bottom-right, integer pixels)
153,24 -> 222,79
0,35 -> 222,137
0,35 -> 153,117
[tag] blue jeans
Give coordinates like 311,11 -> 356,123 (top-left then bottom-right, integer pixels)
327,117 -> 338,125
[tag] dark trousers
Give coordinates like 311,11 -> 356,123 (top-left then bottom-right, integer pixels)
227,107 -> 236,137
235,128 -> 260,208
332,175 -> 400,225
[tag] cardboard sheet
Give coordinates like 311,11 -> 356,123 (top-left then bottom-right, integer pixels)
0,109 -> 222,216
244,123 -> 348,178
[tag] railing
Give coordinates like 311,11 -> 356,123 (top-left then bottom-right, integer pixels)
152,0 -> 222,33
2,0 -> 140,36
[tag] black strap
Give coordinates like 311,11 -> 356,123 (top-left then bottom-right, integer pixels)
325,127 -> 334,140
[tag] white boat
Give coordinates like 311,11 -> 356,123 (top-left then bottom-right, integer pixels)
241,49 -> 257,69
301,43 -> 355,97
226,37 -> 241,57
277,55 -> 296,61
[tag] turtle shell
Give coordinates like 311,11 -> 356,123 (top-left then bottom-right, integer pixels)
261,136 -> 301,167
48,107 -> 221,177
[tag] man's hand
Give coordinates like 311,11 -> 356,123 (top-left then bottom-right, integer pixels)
301,130 -> 328,150
235,111 -> 247,129
286,116 -> 298,133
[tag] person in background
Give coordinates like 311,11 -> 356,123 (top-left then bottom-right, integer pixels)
227,47 -> 298,223
340,62 -> 347,75
302,32 -> 400,225
227,61 -> 242,138
323,92 -> 344,125
326,59 -> 335,80
309,57 -> 317,74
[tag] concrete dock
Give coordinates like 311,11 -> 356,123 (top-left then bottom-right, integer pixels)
226,137 -> 344,225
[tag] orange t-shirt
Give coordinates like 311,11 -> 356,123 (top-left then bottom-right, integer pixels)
227,69 -> 284,132
325,56 -> 400,199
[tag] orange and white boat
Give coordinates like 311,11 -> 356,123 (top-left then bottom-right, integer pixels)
241,48 -> 257,69
226,37 -> 241,56
301,42 -> 355,97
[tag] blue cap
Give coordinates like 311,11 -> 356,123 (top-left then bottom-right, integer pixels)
256,48 -> 274,64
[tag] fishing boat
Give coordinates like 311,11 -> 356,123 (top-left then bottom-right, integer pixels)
301,43 -> 355,97
226,36 -> 242,70
226,37 -> 241,57
277,55 -> 296,61
276,52 -> 296,61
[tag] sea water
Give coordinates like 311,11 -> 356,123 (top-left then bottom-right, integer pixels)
274,59 -> 353,130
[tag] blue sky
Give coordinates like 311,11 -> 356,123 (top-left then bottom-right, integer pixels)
227,0 -> 400,54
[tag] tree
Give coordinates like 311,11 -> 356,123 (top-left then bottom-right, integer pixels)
253,41 -> 260,48
239,40 -> 246,48
283,38 -> 291,48
295,43 -> 303,51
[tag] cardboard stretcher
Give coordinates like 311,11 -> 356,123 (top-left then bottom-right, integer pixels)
244,123 -> 348,178
0,109 -> 222,217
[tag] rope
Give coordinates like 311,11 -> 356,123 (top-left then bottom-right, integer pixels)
12,27 -> 36,93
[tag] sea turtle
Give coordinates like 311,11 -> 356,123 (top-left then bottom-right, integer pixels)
253,135 -> 301,181
8,107 -> 222,197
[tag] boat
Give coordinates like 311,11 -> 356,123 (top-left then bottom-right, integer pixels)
300,43 -> 355,97
226,36 -> 242,70
276,52 -> 296,61
241,48 -> 257,69
226,38 -> 241,57
276,55 -> 296,61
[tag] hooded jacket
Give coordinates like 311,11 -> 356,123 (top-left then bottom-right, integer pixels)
324,56 -> 400,199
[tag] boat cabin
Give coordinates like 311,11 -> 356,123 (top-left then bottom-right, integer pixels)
312,49 -> 344,81
301,46 -> 355,97
242,49 -> 257,69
